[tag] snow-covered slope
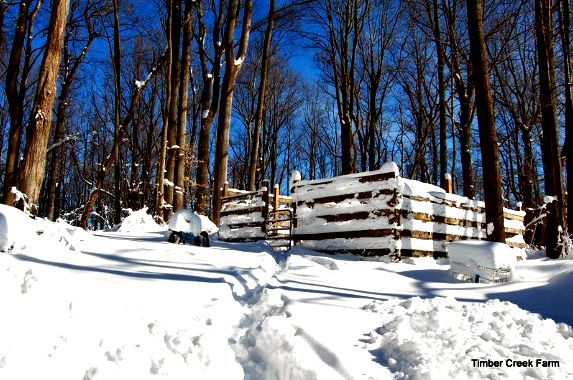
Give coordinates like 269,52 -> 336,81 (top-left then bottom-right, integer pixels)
0,213 -> 572,379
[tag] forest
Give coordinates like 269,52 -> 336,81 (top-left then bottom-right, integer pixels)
0,0 -> 571,257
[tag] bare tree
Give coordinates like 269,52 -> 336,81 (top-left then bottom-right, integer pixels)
443,0 -> 475,198
467,0 -> 505,243
323,0 -> 368,174
247,0 -> 275,191
211,0 -> 253,225
423,0 -> 448,189
43,0 -> 101,220
79,51 -> 166,229
173,0 -> 194,211
155,0 -> 178,221
535,0 -> 566,257
194,0 -> 224,215
16,0 -> 71,212
557,0 -> 573,235
3,0 -> 41,203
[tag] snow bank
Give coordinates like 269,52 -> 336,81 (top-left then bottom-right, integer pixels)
117,208 -> 163,233
363,297 -> 573,379
196,214 -> 218,234
0,204 -> 93,255
0,204 -> 39,252
447,240 -> 517,282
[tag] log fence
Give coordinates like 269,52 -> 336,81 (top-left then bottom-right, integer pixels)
218,163 -> 527,259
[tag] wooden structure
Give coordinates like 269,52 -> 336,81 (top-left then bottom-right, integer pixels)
219,181 -> 293,248
290,163 -> 526,258
218,163 -> 526,259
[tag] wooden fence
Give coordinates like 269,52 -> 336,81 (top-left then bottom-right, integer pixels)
219,181 -> 293,242
290,163 -> 526,258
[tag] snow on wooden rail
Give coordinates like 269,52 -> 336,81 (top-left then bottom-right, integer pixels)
290,162 -> 526,258
218,181 -> 293,242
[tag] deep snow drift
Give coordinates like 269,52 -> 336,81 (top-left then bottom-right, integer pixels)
0,208 -> 572,379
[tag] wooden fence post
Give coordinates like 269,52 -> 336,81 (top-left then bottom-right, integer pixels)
273,184 -> 279,212
444,173 -> 454,194
290,171 -> 301,236
262,179 -> 269,233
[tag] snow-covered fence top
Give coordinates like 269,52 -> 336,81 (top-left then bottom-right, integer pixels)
218,182 -> 293,242
290,162 -> 526,258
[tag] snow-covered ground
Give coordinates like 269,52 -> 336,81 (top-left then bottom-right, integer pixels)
1,210 -> 572,379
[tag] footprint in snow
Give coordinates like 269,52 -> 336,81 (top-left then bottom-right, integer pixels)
20,269 -> 37,294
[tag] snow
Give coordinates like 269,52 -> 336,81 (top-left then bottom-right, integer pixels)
487,222 -> 495,236
196,214 -> 219,234
447,240 -> 518,282
0,205 -> 39,252
163,178 -> 174,187
234,57 -> 244,66
381,161 -> 399,176
289,170 -> 301,190
117,208 -> 162,233
1,210 -> 572,379
9,187 -> 25,204
167,209 -> 202,235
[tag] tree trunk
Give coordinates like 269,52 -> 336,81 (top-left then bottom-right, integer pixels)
174,0 -> 193,211
558,0 -> 573,235
3,0 -> 30,202
0,2 -> 6,58
467,0 -> 505,243
155,0 -> 175,222
427,0 -> 448,189
247,0 -> 275,191
112,0 -> 122,224
45,52 -> 79,220
16,0 -> 71,212
211,0 -> 253,226
535,0 -> 566,258
164,0 -> 181,220
194,0 -> 223,215
444,0 -> 475,198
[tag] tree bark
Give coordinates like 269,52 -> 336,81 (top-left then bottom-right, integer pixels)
467,0 -> 505,243
16,0 -> 71,212
535,0 -> 566,258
